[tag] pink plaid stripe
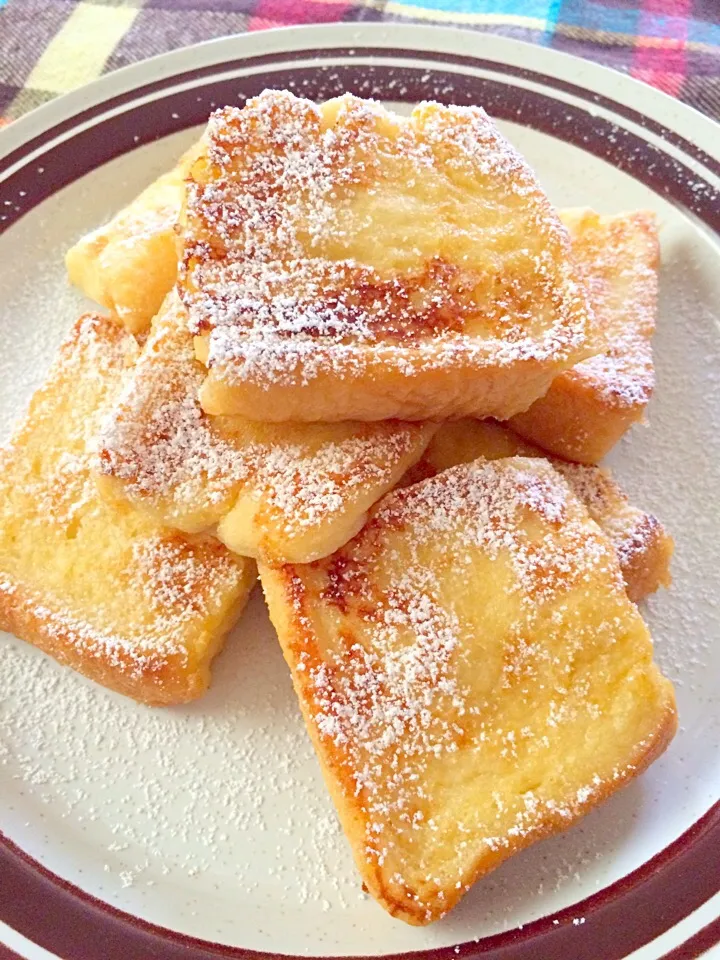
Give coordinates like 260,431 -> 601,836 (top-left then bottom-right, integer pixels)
631,0 -> 692,98
248,0 -> 353,31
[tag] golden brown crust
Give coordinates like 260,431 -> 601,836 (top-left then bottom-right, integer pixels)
621,518 -> 674,603
508,372 -> 644,464
0,313 -> 256,705
260,457 -> 676,925
373,694 -> 678,924
197,350 -> 573,423
369,695 -> 678,924
180,92 -> 595,422
96,293 -> 435,564
405,419 -> 672,603
65,141 -> 202,333
554,461 -> 673,604
510,209 -> 660,463
0,571 -> 254,706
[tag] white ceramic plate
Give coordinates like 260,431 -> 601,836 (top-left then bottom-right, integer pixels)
0,23 -> 719,960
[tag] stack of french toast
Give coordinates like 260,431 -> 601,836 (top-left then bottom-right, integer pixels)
0,91 -> 677,925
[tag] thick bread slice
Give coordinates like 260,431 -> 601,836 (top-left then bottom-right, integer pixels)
405,419 -> 672,602
181,91 -> 596,422
509,209 -> 659,463
0,314 -> 256,705
260,458 -> 676,924
96,292 -> 434,564
65,141 -> 202,333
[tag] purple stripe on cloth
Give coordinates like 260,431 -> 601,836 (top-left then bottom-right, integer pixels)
549,33 -> 636,73
693,0 -> 720,22
104,7 -> 253,72
144,0 -> 254,10
342,6 -> 386,22
682,47 -> 720,74
680,73 -> 720,117
0,82 -> 21,116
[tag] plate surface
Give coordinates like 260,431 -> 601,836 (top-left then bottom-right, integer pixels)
0,23 -> 719,960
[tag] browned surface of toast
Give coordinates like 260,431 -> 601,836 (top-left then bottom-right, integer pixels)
96,293 -> 434,564
0,314 -> 256,705
65,141 -> 201,333
260,457 -> 676,924
405,419 -> 672,602
181,91 -> 596,422
509,209 -> 659,463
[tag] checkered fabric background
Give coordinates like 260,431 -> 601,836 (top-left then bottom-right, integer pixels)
0,0 -> 719,125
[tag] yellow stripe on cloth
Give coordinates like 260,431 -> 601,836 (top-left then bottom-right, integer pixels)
24,3 -> 140,94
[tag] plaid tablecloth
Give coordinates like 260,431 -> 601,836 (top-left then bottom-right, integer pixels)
1,0 -> 719,125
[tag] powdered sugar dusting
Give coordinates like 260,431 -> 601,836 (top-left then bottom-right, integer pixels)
556,462 -> 667,574
313,577 -> 466,761
278,457 -> 648,920
1,103 -> 715,954
577,335 -> 653,407
560,209 -> 658,409
255,437 -> 419,530
98,295 -> 430,558
373,458 -> 614,604
5,313 -> 137,524
0,314 -> 249,672
0,596 -> 360,929
130,536 -> 242,626
406,418 -> 671,601
98,307 -> 245,513
180,91 -> 592,394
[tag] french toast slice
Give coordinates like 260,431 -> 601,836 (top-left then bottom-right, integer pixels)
260,458 -> 676,924
65,141 -> 202,333
405,419 -> 673,602
0,314 -> 256,705
509,209 -> 659,463
96,292 -> 434,564
181,91 -> 596,422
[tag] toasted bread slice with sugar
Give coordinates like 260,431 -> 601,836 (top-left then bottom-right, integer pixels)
509,209 -> 659,463
96,292 -> 434,564
0,314 -> 256,705
65,141 -> 202,333
260,458 -> 676,924
66,133 -> 649,453
181,91 -> 596,422
405,419 -> 672,602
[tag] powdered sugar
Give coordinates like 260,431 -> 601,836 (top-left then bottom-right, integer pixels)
0,313 -> 251,675
256,437 -> 418,529
130,536 -> 242,624
98,313 -> 244,512
312,577 -> 465,761
280,457 -> 645,919
98,295 -> 431,560
0,72 -> 718,953
0,580 -> 182,675
0,595 -> 360,937
561,209 -> 658,409
180,91 -> 592,395
555,461 -> 670,596
376,458 -> 613,604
